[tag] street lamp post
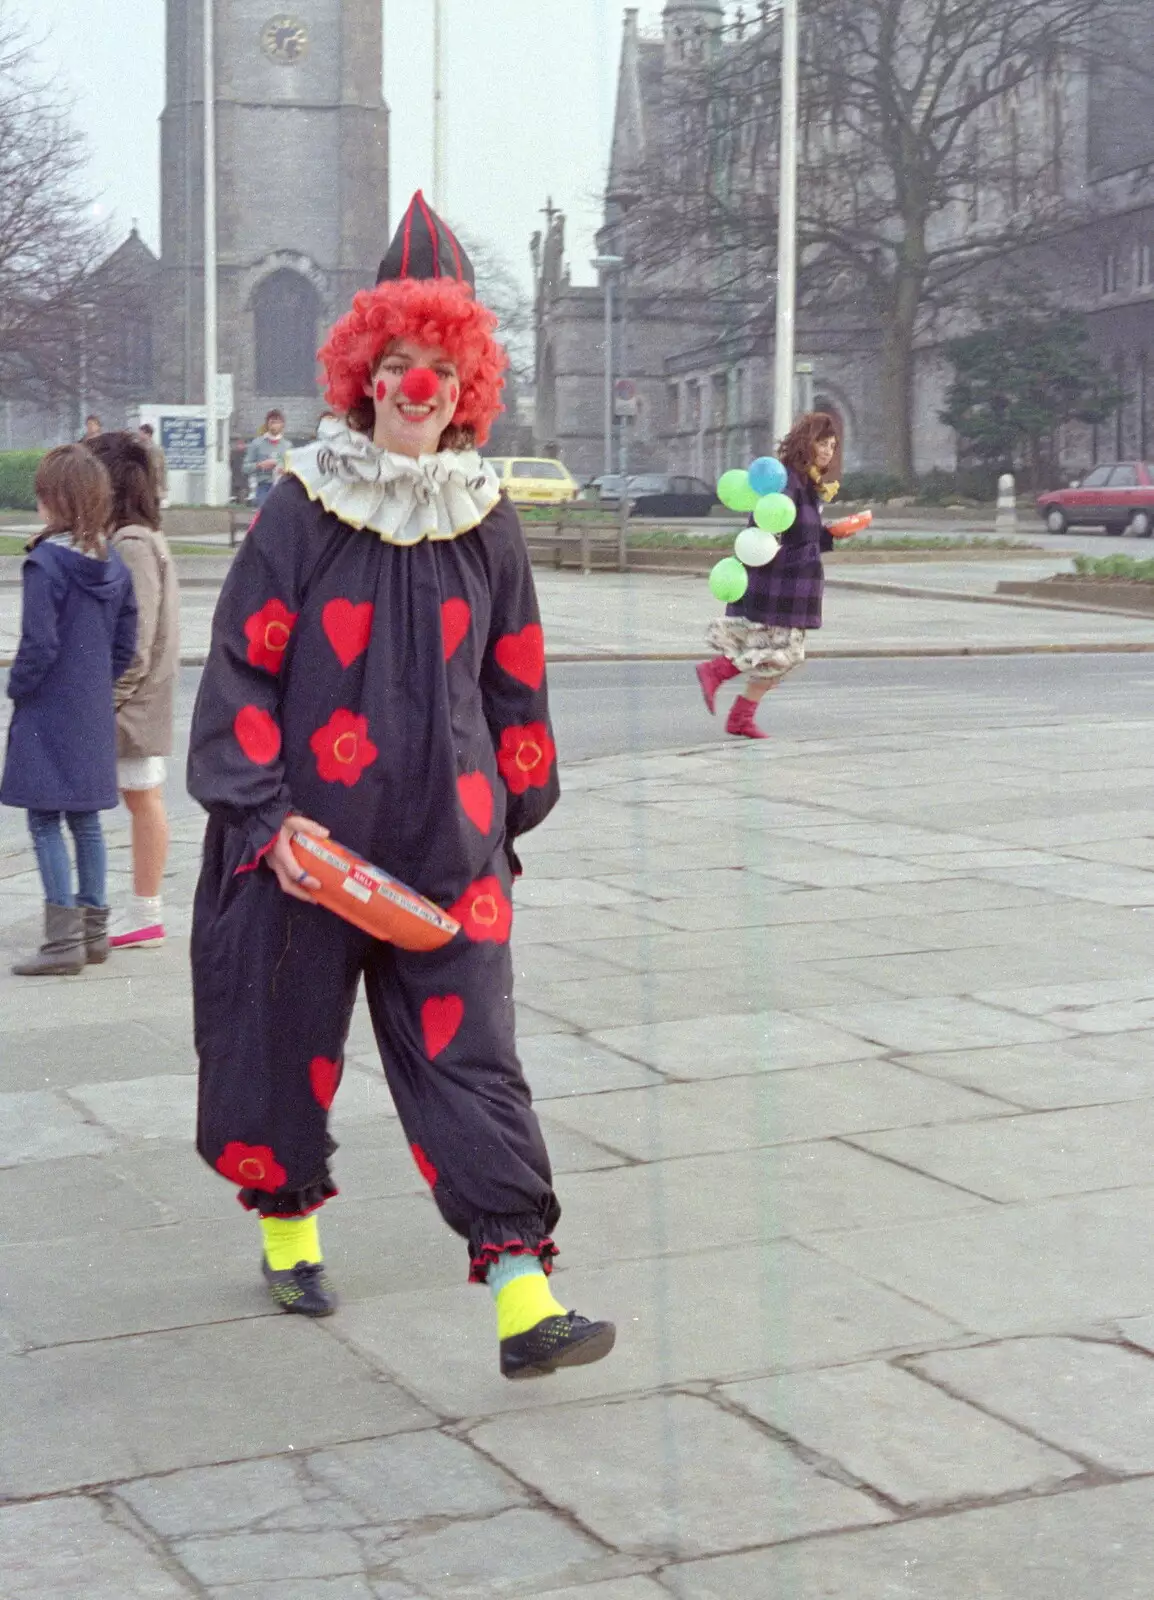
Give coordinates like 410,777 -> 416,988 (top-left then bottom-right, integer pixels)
592,254 -> 624,479
433,0 -> 446,210
773,0 -> 799,445
203,0 -> 220,506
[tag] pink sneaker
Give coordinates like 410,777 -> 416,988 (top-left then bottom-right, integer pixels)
109,921 -> 166,950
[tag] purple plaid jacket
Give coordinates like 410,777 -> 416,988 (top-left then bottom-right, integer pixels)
727,468 -> 832,630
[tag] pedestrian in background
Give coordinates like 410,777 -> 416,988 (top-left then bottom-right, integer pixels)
1,446 -> 137,974
82,414 -> 102,440
697,411 -> 842,739
138,422 -> 170,507
242,409 -> 291,507
85,431 -> 180,949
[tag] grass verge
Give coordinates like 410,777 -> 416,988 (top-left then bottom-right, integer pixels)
1072,554 -> 1154,581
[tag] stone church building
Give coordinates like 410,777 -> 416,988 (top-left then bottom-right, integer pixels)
535,1 -> 1154,483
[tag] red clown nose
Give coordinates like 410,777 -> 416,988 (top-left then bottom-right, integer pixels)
400,367 -> 440,404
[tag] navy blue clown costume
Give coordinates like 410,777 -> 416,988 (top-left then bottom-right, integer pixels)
187,198 -> 613,1373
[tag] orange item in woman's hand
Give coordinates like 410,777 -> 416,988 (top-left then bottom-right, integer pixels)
827,509 -> 873,539
289,832 -> 460,951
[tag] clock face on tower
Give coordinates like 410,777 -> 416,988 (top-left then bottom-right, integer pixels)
261,15 -> 309,65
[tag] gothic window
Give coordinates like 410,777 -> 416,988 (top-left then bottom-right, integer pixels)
254,269 -> 321,396
1102,252 -> 1120,296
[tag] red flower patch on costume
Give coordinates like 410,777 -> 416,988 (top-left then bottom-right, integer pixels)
494,623 -> 545,690
244,599 -> 298,674
411,1142 -> 439,1188
441,598 -> 471,661
449,875 -> 513,944
309,1056 -> 341,1111
497,722 -> 556,795
216,1141 -> 287,1192
421,994 -> 465,1059
457,771 -> 494,835
234,705 -> 282,765
310,709 -> 379,787
322,599 -> 374,669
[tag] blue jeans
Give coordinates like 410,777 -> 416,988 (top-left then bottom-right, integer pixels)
27,810 -> 107,908
254,479 -> 274,508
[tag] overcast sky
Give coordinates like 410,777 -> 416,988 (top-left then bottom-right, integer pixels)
37,0 -> 681,291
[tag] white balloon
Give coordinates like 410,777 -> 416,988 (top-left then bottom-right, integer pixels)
734,526 -> 779,567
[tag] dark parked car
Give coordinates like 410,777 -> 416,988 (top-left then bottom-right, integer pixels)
591,473 -> 720,516
1037,463 -> 1154,535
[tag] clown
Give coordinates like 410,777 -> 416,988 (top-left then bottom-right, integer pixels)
187,194 -> 615,1378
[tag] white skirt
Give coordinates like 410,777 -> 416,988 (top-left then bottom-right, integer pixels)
118,755 -> 168,791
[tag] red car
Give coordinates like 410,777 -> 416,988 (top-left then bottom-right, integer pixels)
1037,463 -> 1154,535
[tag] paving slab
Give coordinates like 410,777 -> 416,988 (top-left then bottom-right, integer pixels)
543,1062 -> 1001,1163
816,937 -> 1153,998
587,1009 -> 887,1078
388,1506 -> 612,1598
558,1144 -> 989,1261
473,1392 -> 887,1558
0,1153 -> 169,1240
0,1497 -> 196,1599
0,1319 -> 431,1496
913,1337 -> 1154,1472
530,1582 -> 671,1600
204,1583 -> 413,1600
518,1032 -> 668,1097
67,1074 -> 198,1141
891,1033 -> 1154,1110
724,1360 -> 1079,1507
851,1099 -> 1154,1202
972,976 -> 1154,1035
338,1242 -> 958,1418
810,1186 -> 1154,1333
171,1529 -> 376,1586
663,1479 -> 1154,1599
805,995 -> 1072,1053
0,1019 -> 195,1091
0,1088 -> 115,1165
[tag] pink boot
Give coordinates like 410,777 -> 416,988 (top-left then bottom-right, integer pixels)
695,656 -> 740,715
725,695 -> 768,739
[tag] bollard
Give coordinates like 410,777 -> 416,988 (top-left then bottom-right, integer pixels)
995,472 -> 1017,537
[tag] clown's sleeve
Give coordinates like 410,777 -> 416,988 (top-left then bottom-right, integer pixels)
479,502 -> 561,850
186,484 -> 307,872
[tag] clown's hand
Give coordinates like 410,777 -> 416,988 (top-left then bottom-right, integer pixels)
268,814 -> 330,902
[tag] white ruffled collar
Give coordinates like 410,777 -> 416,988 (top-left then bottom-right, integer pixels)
286,420 -> 501,544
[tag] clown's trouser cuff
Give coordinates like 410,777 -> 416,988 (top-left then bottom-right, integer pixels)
193,826 -> 561,1279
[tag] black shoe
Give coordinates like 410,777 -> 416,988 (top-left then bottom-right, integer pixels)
500,1311 -> 616,1379
261,1257 -> 338,1317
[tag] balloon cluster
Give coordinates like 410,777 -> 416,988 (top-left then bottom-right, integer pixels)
709,457 -> 796,603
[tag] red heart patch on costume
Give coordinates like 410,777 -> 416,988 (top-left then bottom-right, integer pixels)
323,599 -> 374,669
457,772 -> 494,835
421,994 -> 464,1059
234,705 -> 281,765
494,624 -> 545,689
411,1142 -> 439,1188
441,598 -> 471,661
309,1056 -> 341,1111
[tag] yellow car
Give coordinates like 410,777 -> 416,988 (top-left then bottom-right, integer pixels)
487,457 -> 580,508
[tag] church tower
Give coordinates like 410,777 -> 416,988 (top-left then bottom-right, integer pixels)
663,0 -> 723,62
157,1 -> 389,437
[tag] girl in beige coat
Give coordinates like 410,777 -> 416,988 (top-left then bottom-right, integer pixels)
84,432 -> 180,947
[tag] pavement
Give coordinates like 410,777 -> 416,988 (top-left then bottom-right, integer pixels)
5,580 -> 1154,1595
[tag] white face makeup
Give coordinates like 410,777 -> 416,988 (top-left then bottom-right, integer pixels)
366,341 -> 461,458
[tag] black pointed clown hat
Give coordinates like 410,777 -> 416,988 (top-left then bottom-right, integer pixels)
377,191 -> 475,288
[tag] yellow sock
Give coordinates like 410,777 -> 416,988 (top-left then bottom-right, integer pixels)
495,1271 -> 567,1341
260,1214 -> 322,1271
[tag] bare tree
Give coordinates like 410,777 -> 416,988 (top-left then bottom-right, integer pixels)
623,0 -> 1142,481
0,5 -> 127,411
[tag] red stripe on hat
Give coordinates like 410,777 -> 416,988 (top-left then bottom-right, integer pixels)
415,190 -> 440,275
444,222 -> 465,282
400,196 -> 416,277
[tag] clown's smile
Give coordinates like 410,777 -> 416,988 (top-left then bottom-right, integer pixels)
368,343 -> 460,457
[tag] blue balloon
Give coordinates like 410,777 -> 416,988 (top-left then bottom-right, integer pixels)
748,456 -> 787,497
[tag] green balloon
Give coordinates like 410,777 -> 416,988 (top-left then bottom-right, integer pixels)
754,492 -> 797,534
708,556 -> 749,603
717,470 -> 761,513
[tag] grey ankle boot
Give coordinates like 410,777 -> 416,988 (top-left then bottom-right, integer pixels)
82,905 -> 110,964
12,904 -> 86,977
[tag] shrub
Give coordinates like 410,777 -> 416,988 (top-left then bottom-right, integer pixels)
0,450 -> 45,510
1073,554 -> 1154,580
838,471 -> 906,503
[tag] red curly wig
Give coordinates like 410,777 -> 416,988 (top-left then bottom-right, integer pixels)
318,276 -> 507,448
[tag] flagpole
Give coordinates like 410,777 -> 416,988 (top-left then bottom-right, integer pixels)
203,0 -> 220,504
772,0 -> 799,447
433,0 -> 446,209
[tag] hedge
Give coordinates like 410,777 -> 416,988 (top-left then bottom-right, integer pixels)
0,450 -> 45,511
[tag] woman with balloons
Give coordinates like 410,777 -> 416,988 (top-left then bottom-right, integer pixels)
696,411 -> 865,739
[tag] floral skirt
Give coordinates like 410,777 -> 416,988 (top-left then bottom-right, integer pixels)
706,620 -> 807,684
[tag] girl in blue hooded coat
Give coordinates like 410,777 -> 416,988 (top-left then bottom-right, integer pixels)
1,446 -> 137,975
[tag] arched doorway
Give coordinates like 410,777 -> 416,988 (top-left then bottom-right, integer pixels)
253,269 -> 322,396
